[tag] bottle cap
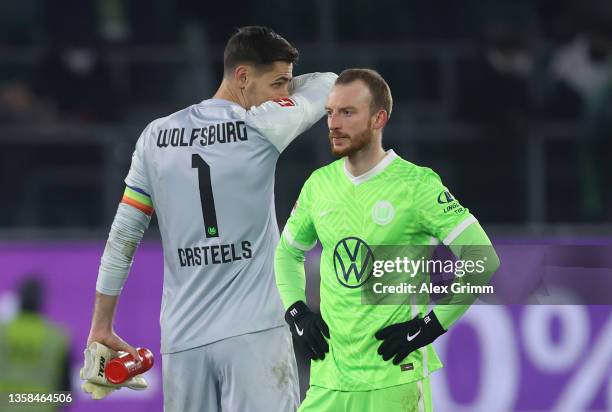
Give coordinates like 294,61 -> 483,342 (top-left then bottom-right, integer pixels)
105,360 -> 129,384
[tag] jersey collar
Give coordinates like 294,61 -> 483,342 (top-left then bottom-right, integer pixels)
343,150 -> 398,185
201,98 -> 242,107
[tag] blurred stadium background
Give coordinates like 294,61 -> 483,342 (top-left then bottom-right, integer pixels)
0,0 -> 611,411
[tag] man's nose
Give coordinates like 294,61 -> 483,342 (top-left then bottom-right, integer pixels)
328,113 -> 341,130
278,85 -> 290,98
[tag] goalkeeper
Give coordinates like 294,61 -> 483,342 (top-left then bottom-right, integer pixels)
275,69 -> 500,412
82,26 -> 336,410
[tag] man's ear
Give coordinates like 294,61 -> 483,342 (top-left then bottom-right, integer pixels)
372,109 -> 389,130
233,65 -> 249,89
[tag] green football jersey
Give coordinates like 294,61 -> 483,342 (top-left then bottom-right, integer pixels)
281,150 -> 476,391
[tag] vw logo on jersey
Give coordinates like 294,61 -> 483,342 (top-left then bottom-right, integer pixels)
437,190 -> 455,204
372,200 -> 395,225
333,237 -> 374,288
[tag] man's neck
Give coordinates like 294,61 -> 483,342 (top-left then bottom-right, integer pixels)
212,80 -> 247,109
345,143 -> 387,177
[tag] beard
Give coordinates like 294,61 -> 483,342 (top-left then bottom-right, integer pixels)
329,125 -> 374,157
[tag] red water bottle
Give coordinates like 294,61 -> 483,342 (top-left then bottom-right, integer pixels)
104,347 -> 154,384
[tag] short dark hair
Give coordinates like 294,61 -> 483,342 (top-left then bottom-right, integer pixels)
223,26 -> 299,74
335,68 -> 393,118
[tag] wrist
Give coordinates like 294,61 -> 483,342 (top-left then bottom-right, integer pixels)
424,311 -> 446,338
89,323 -> 113,337
285,300 -> 311,324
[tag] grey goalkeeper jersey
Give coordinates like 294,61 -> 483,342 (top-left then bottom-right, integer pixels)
125,73 -> 337,354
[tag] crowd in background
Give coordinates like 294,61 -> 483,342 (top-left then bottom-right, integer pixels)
0,0 -> 610,228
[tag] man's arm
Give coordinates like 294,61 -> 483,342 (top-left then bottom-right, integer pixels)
246,72 -> 337,152
274,177 -> 330,360
275,235 -> 330,361
274,176 -> 318,307
415,170 -> 500,328
89,293 -> 116,334
87,292 -> 141,361
376,221 -> 499,365
274,236 -> 308,309
433,221 -> 500,329
376,170 -> 500,364
87,126 -> 154,361
88,197 -> 152,361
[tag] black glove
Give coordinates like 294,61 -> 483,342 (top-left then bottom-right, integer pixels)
375,311 -> 446,365
285,301 -> 330,360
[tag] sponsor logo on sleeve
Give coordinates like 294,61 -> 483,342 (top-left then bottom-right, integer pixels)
437,190 -> 455,204
437,190 -> 465,214
273,97 -> 296,107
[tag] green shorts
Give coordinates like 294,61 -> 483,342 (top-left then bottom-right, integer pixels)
298,377 -> 432,412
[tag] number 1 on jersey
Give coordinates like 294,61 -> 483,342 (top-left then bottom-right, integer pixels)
192,154 -> 219,238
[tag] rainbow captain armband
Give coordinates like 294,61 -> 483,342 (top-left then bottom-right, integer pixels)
121,186 -> 154,215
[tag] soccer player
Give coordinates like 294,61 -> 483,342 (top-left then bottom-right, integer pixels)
275,69 -> 500,412
83,26 -> 337,411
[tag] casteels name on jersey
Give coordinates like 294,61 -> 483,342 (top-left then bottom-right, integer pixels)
156,121 -> 248,148
177,240 -> 252,268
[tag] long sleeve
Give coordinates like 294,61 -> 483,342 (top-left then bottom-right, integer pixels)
245,72 -> 337,152
432,222 -> 500,330
274,176 -> 319,309
274,236 -> 308,310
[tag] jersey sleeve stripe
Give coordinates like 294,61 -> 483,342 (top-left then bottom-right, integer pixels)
283,228 -> 317,251
122,196 -> 154,215
124,186 -> 153,206
442,214 -> 477,245
122,186 -> 154,215
126,185 -> 151,197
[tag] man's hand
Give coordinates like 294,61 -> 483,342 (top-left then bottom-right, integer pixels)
375,311 -> 446,365
87,328 -> 141,363
80,342 -> 148,400
285,301 -> 330,360
88,292 -> 141,362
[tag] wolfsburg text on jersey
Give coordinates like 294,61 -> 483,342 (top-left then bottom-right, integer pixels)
156,121 -> 247,148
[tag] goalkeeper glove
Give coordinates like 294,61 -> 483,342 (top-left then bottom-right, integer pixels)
285,301 -> 330,360
80,342 -> 148,400
375,311 -> 446,365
